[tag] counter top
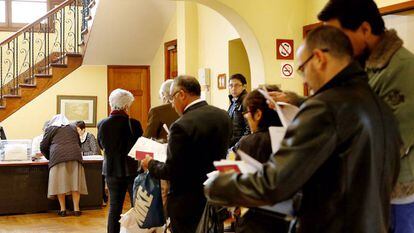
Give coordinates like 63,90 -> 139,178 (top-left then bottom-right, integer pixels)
0,157 -> 103,167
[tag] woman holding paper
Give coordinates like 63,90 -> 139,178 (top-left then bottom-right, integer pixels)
234,88 -> 290,233
97,89 -> 143,233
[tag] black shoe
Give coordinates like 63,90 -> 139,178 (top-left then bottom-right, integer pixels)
57,210 -> 67,217
74,211 -> 82,216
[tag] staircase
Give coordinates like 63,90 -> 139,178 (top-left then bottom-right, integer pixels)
0,0 -> 96,122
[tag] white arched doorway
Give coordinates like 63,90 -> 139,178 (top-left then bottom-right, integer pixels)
175,0 -> 265,88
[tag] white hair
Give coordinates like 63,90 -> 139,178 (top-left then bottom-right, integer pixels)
159,79 -> 174,104
109,88 -> 134,110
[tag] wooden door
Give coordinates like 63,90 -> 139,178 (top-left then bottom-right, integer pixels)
107,65 -> 150,129
164,39 -> 178,80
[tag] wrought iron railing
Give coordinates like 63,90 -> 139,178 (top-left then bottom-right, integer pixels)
0,0 -> 94,103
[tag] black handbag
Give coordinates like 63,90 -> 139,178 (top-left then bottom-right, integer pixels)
196,202 -> 229,233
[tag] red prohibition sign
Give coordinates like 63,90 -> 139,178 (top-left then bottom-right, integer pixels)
282,64 -> 293,77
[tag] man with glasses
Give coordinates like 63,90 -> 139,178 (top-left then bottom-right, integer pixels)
318,1 -> 414,231
204,26 -> 401,233
228,74 -> 250,148
141,75 -> 232,233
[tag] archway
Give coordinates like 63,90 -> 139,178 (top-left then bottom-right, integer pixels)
175,0 -> 265,88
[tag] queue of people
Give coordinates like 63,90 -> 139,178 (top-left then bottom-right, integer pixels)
27,0 -> 413,232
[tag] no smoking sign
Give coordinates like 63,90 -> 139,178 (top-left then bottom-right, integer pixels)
281,62 -> 294,78
276,39 -> 294,60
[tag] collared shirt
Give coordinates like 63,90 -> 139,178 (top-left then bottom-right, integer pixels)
184,98 -> 204,112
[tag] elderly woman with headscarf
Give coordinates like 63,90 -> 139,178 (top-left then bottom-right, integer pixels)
97,88 -> 143,233
40,114 -> 88,217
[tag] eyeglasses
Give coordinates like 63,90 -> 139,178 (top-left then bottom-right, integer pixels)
242,110 -> 250,115
229,83 -> 243,88
168,89 -> 181,102
297,48 -> 329,76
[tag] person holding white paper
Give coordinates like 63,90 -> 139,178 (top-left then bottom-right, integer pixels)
141,76 -> 232,233
231,88 -> 290,233
205,26 -> 401,233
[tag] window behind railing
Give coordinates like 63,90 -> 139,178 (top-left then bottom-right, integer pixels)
0,0 -> 65,31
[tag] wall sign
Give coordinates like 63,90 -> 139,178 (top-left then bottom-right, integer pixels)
281,62 -> 294,78
276,39 -> 294,60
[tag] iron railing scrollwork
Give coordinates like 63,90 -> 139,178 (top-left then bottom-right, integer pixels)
0,0 -> 94,103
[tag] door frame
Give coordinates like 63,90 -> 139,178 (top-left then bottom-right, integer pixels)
164,39 -> 178,80
107,65 -> 151,116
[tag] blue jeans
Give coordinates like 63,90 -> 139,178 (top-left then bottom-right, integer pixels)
391,202 -> 414,233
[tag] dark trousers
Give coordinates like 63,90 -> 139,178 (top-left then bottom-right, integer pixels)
106,176 -> 134,233
170,217 -> 200,233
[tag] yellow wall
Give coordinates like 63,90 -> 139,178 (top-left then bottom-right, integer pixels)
177,2 -> 199,77
197,4 -> 239,110
1,65 -> 107,139
211,0 -> 305,93
150,12 -> 177,108
229,38 -> 252,92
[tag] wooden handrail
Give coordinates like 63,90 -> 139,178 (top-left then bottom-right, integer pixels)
0,0 -> 76,47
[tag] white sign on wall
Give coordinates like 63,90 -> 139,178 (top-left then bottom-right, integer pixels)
280,62 -> 294,78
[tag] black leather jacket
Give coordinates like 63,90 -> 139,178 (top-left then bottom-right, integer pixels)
206,62 -> 401,233
228,90 -> 250,147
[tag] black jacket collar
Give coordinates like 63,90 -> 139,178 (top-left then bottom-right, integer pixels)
315,61 -> 367,95
228,89 -> 248,103
183,100 -> 208,115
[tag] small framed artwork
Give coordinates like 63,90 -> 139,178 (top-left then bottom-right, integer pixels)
57,95 -> 97,127
218,73 -> 227,90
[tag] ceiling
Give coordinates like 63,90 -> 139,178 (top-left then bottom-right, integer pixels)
83,0 -> 176,65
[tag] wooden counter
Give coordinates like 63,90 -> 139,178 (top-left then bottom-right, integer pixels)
0,159 -> 103,215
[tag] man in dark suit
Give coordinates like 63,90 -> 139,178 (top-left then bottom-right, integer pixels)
143,79 -> 179,217
142,75 -> 232,233
144,79 -> 179,142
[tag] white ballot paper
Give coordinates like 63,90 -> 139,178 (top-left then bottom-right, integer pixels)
128,137 -> 167,162
269,126 -> 287,154
275,102 -> 299,127
238,150 -> 294,217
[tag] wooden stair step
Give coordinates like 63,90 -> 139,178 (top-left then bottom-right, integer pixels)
88,0 -> 96,9
34,74 -> 53,78
19,84 -> 37,88
50,63 -> 68,68
66,52 -> 82,57
81,28 -> 89,35
3,94 -> 21,98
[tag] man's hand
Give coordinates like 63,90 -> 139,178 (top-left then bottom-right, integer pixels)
141,155 -> 153,171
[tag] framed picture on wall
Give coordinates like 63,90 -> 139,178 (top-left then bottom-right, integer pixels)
218,73 -> 227,90
57,95 -> 97,127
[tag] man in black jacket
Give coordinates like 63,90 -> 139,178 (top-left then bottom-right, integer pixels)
205,26 -> 401,233
141,75 -> 232,233
228,74 -> 250,148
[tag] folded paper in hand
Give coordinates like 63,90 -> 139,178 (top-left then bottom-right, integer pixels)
128,137 -> 167,162
211,150 -> 293,216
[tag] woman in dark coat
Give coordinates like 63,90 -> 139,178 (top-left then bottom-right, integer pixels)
41,114 -> 88,217
234,88 -> 290,233
97,88 -> 143,233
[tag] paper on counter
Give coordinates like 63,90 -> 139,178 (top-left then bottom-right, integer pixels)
83,155 -> 103,161
128,137 -> 167,162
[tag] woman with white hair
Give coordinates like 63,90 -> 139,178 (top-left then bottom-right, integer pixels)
97,88 -> 143,233
40,114 -> 88,217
